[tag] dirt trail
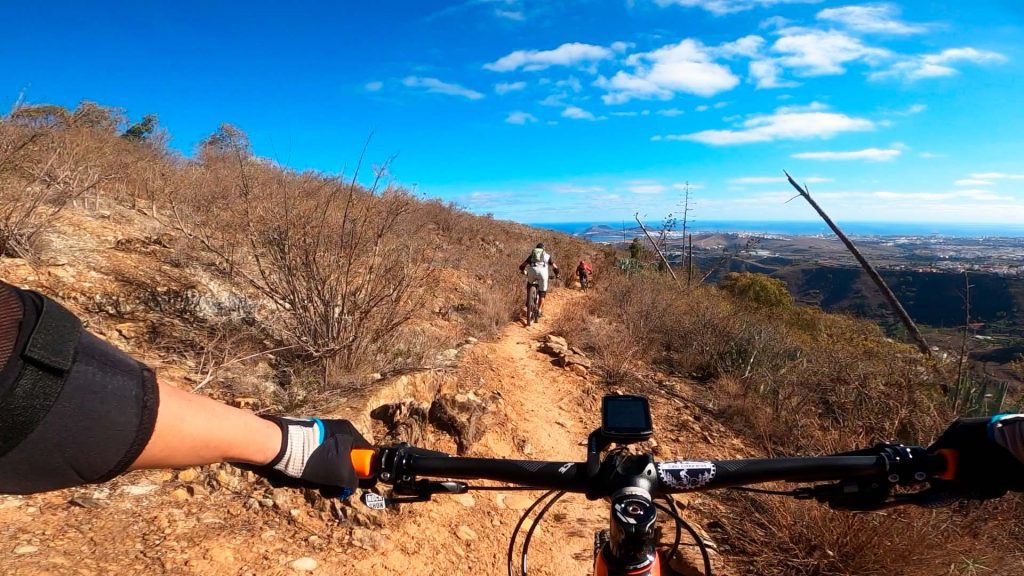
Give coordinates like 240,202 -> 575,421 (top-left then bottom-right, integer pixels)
0,288 -> 614,576
337,287 -> 605,575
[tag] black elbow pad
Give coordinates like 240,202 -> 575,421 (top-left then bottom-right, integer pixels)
0,284 -> 159,494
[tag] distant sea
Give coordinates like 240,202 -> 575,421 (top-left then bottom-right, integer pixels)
532,220 -> 1024,240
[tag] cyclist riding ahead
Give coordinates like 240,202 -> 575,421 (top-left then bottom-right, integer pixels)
518,242 -> 559,319
576,259 -> 593,290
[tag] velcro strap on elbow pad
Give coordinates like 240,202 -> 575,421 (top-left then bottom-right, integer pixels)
0,294 -> 82,458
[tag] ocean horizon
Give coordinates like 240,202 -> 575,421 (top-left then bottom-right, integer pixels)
530,220 -> 1024,239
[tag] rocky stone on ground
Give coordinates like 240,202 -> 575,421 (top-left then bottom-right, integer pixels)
428,391 -> 502,453
289,556 -> 319,572
370,400 -> 431,444
538,334 -> 592,374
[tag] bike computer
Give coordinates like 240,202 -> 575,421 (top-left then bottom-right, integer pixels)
600,395 -> 653,443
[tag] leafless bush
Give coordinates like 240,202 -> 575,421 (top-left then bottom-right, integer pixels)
0,124 -> 108,259
167,146 -> 438,385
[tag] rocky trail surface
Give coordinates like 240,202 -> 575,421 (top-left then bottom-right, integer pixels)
1,288 -> 744,576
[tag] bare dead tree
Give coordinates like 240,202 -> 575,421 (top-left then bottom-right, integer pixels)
679,181 -> 694,241
954,271 -> 972,412
635,213 -> 680,285
784,171 -> 934,362
687,233 -> 694,287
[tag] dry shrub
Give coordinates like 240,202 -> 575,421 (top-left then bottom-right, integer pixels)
0,123 -> 108,259
719,491 -> 1024,576
462,270 -> 522,338
166,148 -> 439,382
567,267 -> 1020,574
1,104 -> 594,401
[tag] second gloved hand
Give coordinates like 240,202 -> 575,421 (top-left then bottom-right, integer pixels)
253,417 -> 372,498
928,414 -> 1024,500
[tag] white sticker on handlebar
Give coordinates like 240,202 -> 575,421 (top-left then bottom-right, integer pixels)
658,461 -> 716,490
361,492 -> 388,510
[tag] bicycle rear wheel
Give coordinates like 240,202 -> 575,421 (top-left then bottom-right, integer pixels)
532,282 -> 540,325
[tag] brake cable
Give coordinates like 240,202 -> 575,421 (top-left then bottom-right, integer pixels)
653,502 -> 713,576
659,494 -> 683,563
506,490 -> 558,576
728,486 -> 801,497
520,491 -> 567,576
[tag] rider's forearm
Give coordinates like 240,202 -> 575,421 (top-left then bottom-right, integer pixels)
130,381 -> 282,469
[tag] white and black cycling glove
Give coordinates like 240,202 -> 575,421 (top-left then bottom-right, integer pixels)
249,417 -> 372,498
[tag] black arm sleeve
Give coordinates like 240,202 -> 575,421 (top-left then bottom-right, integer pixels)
0,282 -> 159,494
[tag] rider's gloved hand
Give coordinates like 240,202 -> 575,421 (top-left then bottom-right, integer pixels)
928,414 -> 1024,500
249,417 -> 373,498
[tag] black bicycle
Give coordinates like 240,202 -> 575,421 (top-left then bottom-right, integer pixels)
525,279 -> 540,326
356,394 -> 958,576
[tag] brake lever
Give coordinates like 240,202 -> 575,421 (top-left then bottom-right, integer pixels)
360,480 -> 469,510
793,479 -> 892,511
794,481 -> 963,511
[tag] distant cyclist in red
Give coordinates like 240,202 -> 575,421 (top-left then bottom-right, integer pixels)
576,260 -> 593,290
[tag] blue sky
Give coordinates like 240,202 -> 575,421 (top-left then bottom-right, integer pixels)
3,1 -> 1023,224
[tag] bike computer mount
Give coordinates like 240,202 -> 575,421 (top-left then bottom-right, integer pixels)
600,395 -> 653,444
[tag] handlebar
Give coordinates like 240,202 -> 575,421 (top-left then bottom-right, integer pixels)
353,443 -> 951,501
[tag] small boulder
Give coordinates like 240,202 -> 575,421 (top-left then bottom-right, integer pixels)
456,526 -> 478,541
290,557 -> 318,572
539,335 -> 569,356
429,391 -> 501,453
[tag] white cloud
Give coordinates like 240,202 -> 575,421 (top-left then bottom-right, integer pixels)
731,176 -> 832,184
775,101 -> 829,113
562,105 -> 597,121
665,108 -> 874,145
596,39 -> 739,104
538,93 -> 568,106
817,3 -> 927,35
402,76 -> 485,100
872,190 -> 1010,202
657,108 -> 685,117
627,182 -> 668,194
364,81 -> 383,91
485,42 -> 614,72
552,184 -> 606,193
870,47 -> 1007,81
748,59 -> 798,88
772,29 -> 890,76
761,15 -> 793,29
695,105 -> 710,112
672,182 -> 706,190
653,0 -> 822,16
955,179 -> 993,186
505,111 -> 538,124
919,152 -> 944,159
495,81 -> 527,94
971,172 -> 1024,180
715,35 -> 766,59
610,110 -> 651,117
556,76 -> 583,92
495,8 -> 525,21
611,41 -> 634,53
792,147 -> 902,161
